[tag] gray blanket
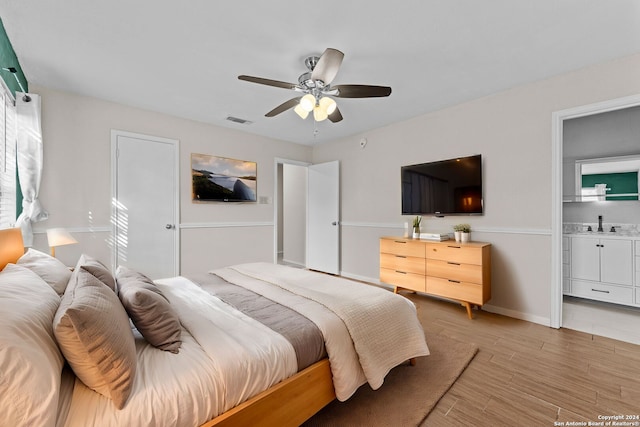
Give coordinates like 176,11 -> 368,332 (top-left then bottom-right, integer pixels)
188,273 -> 326,371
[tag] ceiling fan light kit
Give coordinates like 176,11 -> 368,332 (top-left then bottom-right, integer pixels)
238,48 -> 391,125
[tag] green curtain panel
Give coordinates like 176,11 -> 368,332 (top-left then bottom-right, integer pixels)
0,17 -> 27,217
0,18 -> 28,96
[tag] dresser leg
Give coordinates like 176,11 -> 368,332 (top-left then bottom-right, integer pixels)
393,286 -> 399,294
462,301 -> 473,319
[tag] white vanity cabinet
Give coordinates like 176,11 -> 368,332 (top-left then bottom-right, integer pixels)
569,235 -> 634,306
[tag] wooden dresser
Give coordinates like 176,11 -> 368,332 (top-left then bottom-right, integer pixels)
380,237 -> 491,319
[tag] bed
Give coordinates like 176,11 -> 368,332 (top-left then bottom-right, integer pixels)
0,227 -> 430,427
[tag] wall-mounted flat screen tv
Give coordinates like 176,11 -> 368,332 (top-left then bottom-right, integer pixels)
401,154 -> 483,216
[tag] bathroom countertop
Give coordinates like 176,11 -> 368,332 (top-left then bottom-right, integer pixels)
563,231 -> 640,239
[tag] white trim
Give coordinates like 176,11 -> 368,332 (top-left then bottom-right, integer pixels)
550,93 -> 640,330
340,221 -> 404,229
340,221 -> 551,236
110,130 -> 180,275
181,221 -> 273,229
34,226 -> 111,234
339,271 -> 381,285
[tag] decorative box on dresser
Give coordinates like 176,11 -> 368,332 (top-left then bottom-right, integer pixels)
380,237 -> 491,319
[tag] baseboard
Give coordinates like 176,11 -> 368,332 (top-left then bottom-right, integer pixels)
481,304 -> 550,327
281,259 -> 305,268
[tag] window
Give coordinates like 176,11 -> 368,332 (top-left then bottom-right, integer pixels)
0,86 -> 17,228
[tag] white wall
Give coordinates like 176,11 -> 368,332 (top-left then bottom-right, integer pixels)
32,85 -> 312,272
311,52 -> 640,325
282,163 -> 307,266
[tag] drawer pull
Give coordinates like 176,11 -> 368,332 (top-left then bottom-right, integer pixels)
447,245 -> 461,249
591,288 -> 610,294
447,262 -> 461,266
394,241 -> 407,244
395,255 -> 407,259
448,279 -> 461,284
395,270 -> 407,274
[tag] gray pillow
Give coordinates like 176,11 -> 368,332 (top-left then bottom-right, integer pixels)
116,266 -> 182,353
74,253 -> 116,292
54,268 -> 136,409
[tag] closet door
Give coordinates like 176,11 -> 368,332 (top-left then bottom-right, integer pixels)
112,130 -> 179,279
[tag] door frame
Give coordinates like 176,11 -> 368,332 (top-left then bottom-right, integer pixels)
110,130 -> 180,275
550,93 -> 640,328
273,157 -> 311,264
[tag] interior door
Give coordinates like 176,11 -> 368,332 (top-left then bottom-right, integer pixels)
307,160 -> 340,274
112,131 -> 179,279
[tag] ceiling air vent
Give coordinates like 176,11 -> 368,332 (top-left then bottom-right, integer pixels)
226,116 -> 253,125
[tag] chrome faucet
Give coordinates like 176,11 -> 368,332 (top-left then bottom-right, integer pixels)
597,215 -> 604,232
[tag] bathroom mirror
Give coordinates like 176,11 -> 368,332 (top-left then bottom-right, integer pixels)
573,154 -> 640,202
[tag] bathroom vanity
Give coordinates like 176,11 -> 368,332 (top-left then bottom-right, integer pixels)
563,227 -> 640,307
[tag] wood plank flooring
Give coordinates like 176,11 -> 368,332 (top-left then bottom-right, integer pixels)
401,292 -> 640,426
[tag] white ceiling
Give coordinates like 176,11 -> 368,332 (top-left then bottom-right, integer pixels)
3,1 -> 640,145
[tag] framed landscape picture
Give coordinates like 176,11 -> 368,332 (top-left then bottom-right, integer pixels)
191,153 -> 257,202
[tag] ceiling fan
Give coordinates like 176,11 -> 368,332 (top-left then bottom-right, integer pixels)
238,48 -> 392,123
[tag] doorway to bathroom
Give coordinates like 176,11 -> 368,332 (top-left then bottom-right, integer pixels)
552,94 -> 640,344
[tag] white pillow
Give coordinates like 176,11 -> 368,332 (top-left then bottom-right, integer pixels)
17,248 -> 72,295
0,263 -> 65,427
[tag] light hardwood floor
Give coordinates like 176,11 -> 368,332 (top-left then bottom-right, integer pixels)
402,292 -> 640,426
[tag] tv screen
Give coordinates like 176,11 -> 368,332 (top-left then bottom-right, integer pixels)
401,154 -> 483,216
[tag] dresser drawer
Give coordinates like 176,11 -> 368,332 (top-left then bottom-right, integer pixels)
380,253 -> 425,275
426,276 -> 483,305
425,243 -> 482,265
380,268 -> 425,292
426,259 -> 482,283
571,280 -> 634,305
380,239 -> 425,258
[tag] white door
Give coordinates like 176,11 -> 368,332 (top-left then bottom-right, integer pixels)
307,161 -> 340,274
112,131 -> 179,279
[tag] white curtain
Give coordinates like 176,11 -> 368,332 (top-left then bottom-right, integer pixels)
15,92 -> 48,247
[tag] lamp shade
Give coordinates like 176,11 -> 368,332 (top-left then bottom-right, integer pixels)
300,94 -> 316,112
319,97 -> 337,115
313,105 -> 328,122
294,104 -> 309,119
46,228 -> 78,248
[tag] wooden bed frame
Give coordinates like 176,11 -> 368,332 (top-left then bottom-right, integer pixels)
0,227 -> 336,427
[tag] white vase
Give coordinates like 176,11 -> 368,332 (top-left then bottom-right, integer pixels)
412,228 -> 420,239
461,232 -> 470,243
454,231 -> 461,242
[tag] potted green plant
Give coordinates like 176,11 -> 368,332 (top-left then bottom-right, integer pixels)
412,216 -> 422,238
453,223 -> 471,242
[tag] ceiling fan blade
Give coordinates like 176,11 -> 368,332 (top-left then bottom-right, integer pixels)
238,75 -> 297,90
265,97 -> 301,117
311,48 -> 344,85
328,106 -> 343,123
333,84 -> 392,98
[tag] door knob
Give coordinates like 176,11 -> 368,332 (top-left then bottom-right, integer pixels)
331,221 -> 338,226
165,224 -> 174,229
